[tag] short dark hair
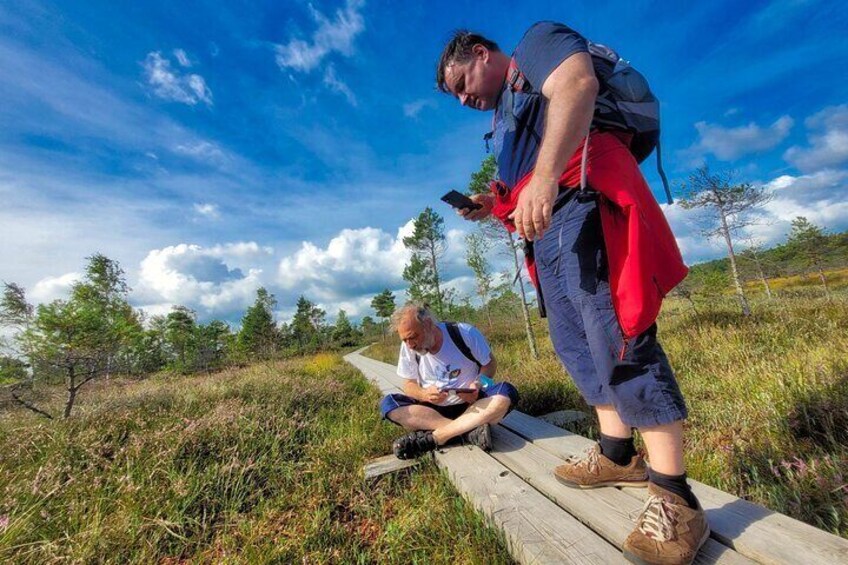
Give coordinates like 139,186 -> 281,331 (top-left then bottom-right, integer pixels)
435,30 -> 500,93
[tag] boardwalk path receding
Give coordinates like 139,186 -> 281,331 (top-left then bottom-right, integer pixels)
345,348 -> 848,565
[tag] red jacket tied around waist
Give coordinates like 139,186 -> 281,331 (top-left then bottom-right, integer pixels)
490,131 -> 688,339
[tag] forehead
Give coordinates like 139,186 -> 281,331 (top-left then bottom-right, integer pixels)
443,62 -> 468,92
398,315 -> 421,335
398,315 -> 425,335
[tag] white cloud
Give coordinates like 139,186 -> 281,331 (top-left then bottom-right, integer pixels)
681,115 -> 793,163
783,105 -> 848,172
142,51 -> 212,106
29,272 -> 81,303
277,222 -> 413,301
207,241 -> 274,260
193,203 -> 220,219
323,64 -> 357,106
137,244 -> 265,315
403,98 -> 437,118
173,48 -> 191,67
274,0 -> 365,72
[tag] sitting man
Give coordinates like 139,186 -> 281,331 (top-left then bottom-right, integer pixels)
380,302 -> 519,459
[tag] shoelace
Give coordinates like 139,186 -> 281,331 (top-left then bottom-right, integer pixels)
635,495 -> 677,542
566,446 -> 602,475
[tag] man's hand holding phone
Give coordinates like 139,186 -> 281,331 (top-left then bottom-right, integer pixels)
421,385 -> 448,405
451,382 -> 480,404
441,190 -> 493,222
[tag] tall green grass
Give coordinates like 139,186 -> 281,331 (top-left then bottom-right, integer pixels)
0,355 -> 512,563
366,294 -> 848,537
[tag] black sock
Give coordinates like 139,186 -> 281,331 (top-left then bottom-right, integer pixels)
598,433 -> 636,466
648,468 -> 699,509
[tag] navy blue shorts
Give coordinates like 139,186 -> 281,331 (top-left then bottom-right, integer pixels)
533,195 -> 688,428
380,382 -> 519,424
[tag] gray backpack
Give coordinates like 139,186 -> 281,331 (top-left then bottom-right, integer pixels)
505,41 -> 672,203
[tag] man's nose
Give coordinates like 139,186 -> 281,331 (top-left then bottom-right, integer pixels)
459,93 -> 470,106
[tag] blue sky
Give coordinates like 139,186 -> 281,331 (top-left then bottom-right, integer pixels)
1,0 -> 847,325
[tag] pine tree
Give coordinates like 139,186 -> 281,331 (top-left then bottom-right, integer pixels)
402,207 -> 446,315
238,287 -> 279,359
332,310 -> 357,346
465,232 -> 494,329
370,289 -> 396,340
678,166 -> 772,316
467,155 -> 538,358
787,216 -> 832,298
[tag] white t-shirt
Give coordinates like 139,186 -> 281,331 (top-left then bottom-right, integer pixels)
397,322 -> 492,406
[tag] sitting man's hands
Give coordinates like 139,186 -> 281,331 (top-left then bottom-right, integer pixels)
456,382 -> 480,405
422,385 -> 448,405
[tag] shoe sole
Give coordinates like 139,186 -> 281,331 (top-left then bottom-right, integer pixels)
477,424 -> 492,452
554,474 -> 649,489
622,526 -> 711,565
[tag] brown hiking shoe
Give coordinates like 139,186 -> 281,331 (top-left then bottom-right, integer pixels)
622,483 -> 710,565
554,444 -> 648,488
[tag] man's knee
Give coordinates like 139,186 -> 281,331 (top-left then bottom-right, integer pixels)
483,382 -> 519,412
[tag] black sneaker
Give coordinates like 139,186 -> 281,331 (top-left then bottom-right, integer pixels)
463,424 -> 492,452
392,430 -> 437,460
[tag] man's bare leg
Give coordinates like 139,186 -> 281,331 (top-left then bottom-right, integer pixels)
597,404 -> 685,474
639,420 -> 685,475
596,404 -> 631,438
431,395 -> 511,445
387,405 -> 454,432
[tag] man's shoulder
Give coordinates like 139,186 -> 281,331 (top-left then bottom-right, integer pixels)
518,21 -> 582,47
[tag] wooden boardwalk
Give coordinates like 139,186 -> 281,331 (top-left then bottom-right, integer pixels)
345,348 -> 848,565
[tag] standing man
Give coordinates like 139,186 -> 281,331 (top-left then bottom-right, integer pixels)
381,303 -> 519,459
436,23 -> 708,565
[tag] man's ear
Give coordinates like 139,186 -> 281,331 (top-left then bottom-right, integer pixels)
472,43 -> 489,62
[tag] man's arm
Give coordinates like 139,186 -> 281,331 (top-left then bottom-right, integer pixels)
480,352 -> 497,379
510,52 -> 598,241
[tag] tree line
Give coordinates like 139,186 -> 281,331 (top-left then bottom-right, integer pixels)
0,256 -> 374,418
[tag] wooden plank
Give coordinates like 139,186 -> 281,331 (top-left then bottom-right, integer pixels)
500,410 -> 848,565
362,454 -> 421,481
435,445 -> 627,564
489,425 -> 754,565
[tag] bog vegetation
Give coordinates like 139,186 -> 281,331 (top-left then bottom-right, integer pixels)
2,158 -> 847,559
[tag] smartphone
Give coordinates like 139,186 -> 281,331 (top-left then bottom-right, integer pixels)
441,190 -> 481,211
441,387 -> 476,393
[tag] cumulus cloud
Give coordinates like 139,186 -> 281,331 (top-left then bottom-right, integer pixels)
681,115 -> 793,163
274,0 -> 365,72
323,64 -> 357,106
142,51 -> 212,106
137,243 -> 264,315
277,222 -> 413,302
29,272 -> 81,303
403,98 -> 437,118
783,105 -> 848,172
193,202 -> 220,219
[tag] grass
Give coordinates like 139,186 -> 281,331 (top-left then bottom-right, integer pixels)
366,291 -> 848,538
0,355 -> 513,563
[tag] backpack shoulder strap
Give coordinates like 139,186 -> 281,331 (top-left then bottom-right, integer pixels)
444,322 -> 482,370
506,57 -> 529,92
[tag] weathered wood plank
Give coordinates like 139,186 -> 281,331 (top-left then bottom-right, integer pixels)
362,454 -> 421,481
489,425 -> 754,565
436,445 -> 627,564
500,410 -> 848,565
